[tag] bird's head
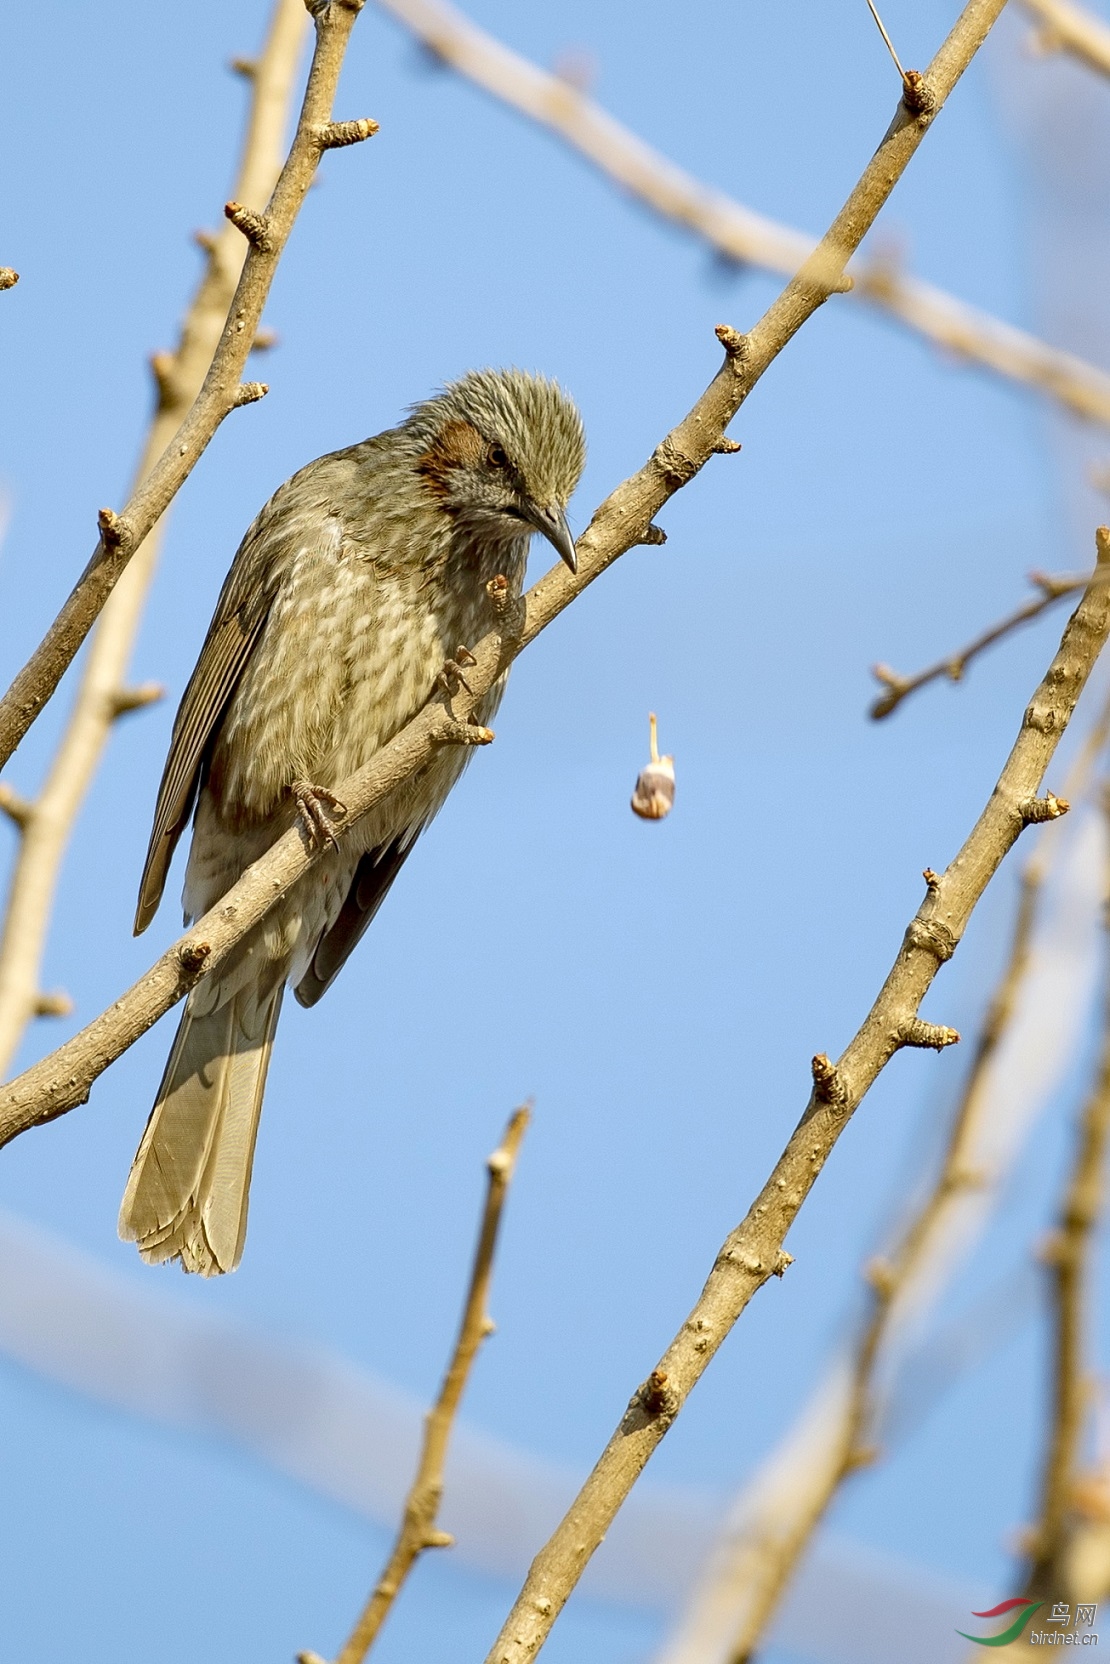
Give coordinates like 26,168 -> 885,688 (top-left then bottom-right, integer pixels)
410,369 -> 586,571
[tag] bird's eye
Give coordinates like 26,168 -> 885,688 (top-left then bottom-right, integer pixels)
487,444 -> 508,469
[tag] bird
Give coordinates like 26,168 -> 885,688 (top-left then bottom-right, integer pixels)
119,368 -> 585,1275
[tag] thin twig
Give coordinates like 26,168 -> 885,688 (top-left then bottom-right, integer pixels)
1023,800 -> 1110,1602
870,570 -> 1090,720
374,0 -> 1110,426
866,0 -> 909,83
476,536 -> 1107,1662
1020,0 -> 1110,80
0,0 -> 376,773
0,0 -> 309,1079
0,0 -> 1010,1144
298,1107 -> 529,1664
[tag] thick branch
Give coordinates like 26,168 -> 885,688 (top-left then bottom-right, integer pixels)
0,0 -> 309,1080
1020,0 -> 1110,79
725,849 -> 1049,1661
870,570 -> 1089,719
662,687 -> 1110,1664
376,0 -> 1110,427
299,1107 -> 529,1664
0,0 -> 375,771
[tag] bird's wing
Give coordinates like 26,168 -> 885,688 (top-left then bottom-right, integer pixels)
293,839 -> 414,1008
134,517 -> 284,937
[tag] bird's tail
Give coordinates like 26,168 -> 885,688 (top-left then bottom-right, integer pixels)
118,983 -> 284,1275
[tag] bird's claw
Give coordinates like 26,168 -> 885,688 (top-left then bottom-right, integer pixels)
438,644 -> 477,698
291,780 -> 347,848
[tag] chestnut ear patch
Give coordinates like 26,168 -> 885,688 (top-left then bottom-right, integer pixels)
417,419 -> 487,494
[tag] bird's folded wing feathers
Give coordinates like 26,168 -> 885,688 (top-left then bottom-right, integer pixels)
294,840 -> 413,1008
133,517 -> 285,936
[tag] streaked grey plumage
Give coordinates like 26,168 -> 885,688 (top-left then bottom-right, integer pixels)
120,369 -> 585,1275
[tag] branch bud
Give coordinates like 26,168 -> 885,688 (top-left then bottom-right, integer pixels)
33,990 -> 73,1019
898,1017 -> 960,1051
901,70 -> 937,116
1021,792 -> 1069,824
224,201 -> 274,251
233,382 -> 269,408
0,782 -> 33,830
97,508 -> 130,549
714,323 -> 748,358
811,1052 -> 847,1106
314,116 -> 379,148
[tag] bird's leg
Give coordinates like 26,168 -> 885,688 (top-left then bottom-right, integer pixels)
290,780 -> 347,848
437,644 -> 478,699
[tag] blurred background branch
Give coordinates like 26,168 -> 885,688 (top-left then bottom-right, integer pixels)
0,0 -> 372,774
1020,0 -> 1110,79
1006,785 -> 1110,1650
0,0 -> 309,1081
376,0 -> 1110,427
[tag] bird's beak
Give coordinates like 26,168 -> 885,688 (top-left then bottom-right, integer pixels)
531,502 -> 578,574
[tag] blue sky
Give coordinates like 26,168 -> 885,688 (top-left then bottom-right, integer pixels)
1,3 -> 1109,1661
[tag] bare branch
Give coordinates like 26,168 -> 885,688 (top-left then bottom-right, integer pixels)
375,0 -> 1110,426
0,0 -> 1015,1147
642,686 -> 1110,1664
0,0 -> 310,1080
0,0 -> 373,771
1023,799 -> 1110,1601
677,827 -> 1053,1661
870,569 -> 1089,719
1020,0 -> 1110,80
299,1107 -> 529,1664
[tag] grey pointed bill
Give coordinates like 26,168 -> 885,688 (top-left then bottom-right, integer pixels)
532,502 -> 578,573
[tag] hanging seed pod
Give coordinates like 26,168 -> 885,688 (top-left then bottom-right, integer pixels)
631,712 -> 675,821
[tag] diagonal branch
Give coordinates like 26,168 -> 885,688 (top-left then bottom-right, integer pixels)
0,0 -> 376,774
0,0 -> 310,1081
870,569 -> 1090,719
1019,0 -> 1110,80
376,0 -> 1110,427
298,1106 -> 529,1664
662,685 -> 1110,1664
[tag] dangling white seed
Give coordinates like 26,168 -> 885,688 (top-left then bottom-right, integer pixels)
631,712 -> 675,820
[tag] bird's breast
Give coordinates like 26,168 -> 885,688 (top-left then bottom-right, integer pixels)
209,524 -> 526,826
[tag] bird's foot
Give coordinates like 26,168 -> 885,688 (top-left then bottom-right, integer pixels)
290,780 -> 347,848
437,644 -> 478,698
